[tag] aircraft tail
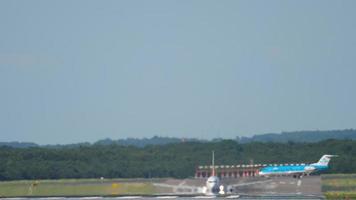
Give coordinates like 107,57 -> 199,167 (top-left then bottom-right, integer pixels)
211,151 -> 215,176
313,155 -> 338,166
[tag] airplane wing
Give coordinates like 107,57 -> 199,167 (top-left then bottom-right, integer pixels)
152,183 -> 203,194
228,179 -> 273,188
153,179 -> 273,195
152,183 -> 200,191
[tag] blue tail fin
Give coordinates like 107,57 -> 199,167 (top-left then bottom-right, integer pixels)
312,155 -> 338,166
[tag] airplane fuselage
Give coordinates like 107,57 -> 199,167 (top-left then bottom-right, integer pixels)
259,164 -> 328,176
205,176 -> 220,195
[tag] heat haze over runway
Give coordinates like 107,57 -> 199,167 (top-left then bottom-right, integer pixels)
153,176 -> 322,197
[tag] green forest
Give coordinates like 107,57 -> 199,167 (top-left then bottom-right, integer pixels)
1,139 -> 356,180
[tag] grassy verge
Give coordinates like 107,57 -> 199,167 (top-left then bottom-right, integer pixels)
322,174 -> 356,199
0,179 -> 155,197
324,192 -> 356,199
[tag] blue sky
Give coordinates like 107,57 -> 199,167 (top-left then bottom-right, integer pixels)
1,0 -> 356,144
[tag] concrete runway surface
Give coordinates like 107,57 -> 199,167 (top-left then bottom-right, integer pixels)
152,176 -> 322,198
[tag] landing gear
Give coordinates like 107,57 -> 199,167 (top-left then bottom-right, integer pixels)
226,185 -> 234,194
293,174 -> 303,179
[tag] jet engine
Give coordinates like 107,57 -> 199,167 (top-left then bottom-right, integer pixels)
219,185 -> 225,195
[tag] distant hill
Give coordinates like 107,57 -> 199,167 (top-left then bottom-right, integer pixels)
237,129 -> 356,143
94,136 -> 204,147
0,142 -> 38,148
0,136 -> 202,148
1,129 -> 356,148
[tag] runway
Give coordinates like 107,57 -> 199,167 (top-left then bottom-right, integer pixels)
0,176 -> 324,199
153,176 -> 322,196
149,176 -> 323,199
112,195 -> 322,199
0,195 -> 325,200
232,176 -> 321,196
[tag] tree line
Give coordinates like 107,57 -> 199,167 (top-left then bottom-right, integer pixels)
0,139 -> 355,180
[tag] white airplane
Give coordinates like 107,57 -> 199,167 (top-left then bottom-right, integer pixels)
203,151 -> 223,195
153,151 -> 272,196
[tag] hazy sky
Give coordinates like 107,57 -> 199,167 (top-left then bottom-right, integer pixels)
1,1 -> 356,144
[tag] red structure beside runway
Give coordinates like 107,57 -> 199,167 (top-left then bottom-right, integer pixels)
195,164 -> 266,178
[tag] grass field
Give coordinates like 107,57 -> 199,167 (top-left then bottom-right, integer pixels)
0,179 -> 155,197
322,174 -> 356,199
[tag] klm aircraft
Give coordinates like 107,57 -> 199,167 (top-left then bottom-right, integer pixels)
259,155 -> 337,178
